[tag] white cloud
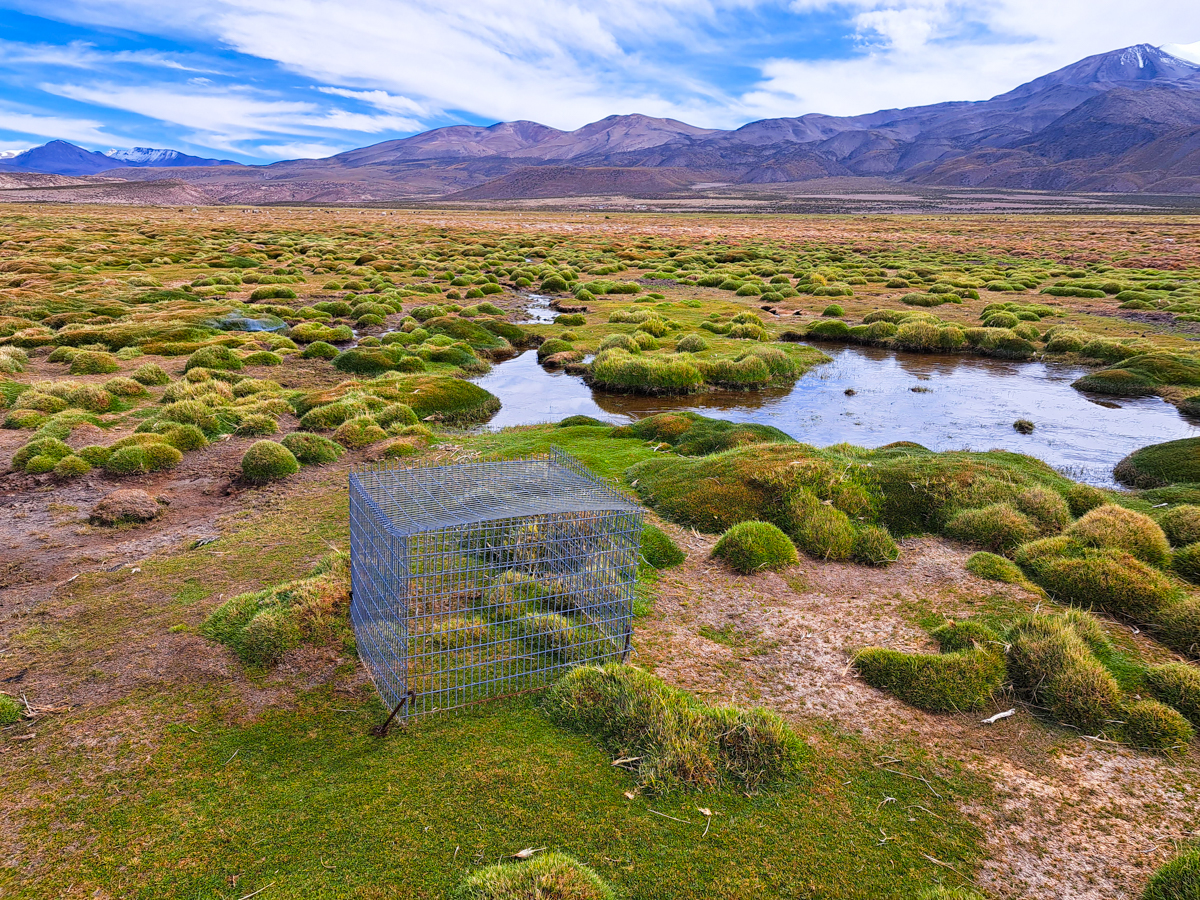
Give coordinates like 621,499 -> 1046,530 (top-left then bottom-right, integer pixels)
854,4 -> 949,53
0,38 -> 207,72
0,108 -> 121,145
41,82 -> 425,143
316,87 -> 430,117
15,0 -> 756,129
1163,41 -> 1200,64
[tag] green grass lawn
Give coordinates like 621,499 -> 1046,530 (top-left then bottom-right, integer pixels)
9,689 -> 985,899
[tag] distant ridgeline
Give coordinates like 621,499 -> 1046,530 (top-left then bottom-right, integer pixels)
2,43 -> 1199,200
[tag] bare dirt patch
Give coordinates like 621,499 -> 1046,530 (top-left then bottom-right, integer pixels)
636,525 -> 1200,900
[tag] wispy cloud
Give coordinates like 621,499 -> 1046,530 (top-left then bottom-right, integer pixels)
1162,41 -> 1200,64
42,82 -> 425,142
316,87 -> 431,117
0,106 -> 121,144
0,38 -> 208,72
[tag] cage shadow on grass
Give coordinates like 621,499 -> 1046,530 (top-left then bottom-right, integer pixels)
350,449 -> 644,727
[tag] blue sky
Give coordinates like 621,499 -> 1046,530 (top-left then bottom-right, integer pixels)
0,0 -> 1196,164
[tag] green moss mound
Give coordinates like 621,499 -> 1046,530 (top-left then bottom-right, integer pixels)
1115,437 -> 1200,488
103,376 -> 147,398
184,345 -> 243,373
66,384 -> 115,413
249,285 -> 296,301
589,350 -> 702,395
1146,663 -> 1200,728
1033,549 -> 1176,621
1174,544 -> 1200,584
1143,847 -> 1200,900
945,503 -> 1040,554
53,455 -> 90,478
0,693 -> 20,726
240,440 -> 299,484
131,363 -> 171,386
853,647 -> 1005,713
640,523 -> 685,569
792,498 -> 856,561
103,443 -> 182,476
234,414 -> 278,436
1157,597 -> 1200,659
156,423 -> 208,452
628,441 -> 1070,544
1066,482 -> 1108,517
452,852 -> 616,900
24,454 -> 57,474
202,553 -> 348,667
1158,505 -> 1200,548
300,340 -> 339,360
1014,486 -> 1070,532
424,316 -> 509,353
1073,368 -> 1157,397
966,551 -> 1025,584
806,319 -> 851,340
713,521 -> 798,574
1007,613 -> 1122,734
853,524 -> 900,566
333,415 -> 386,449
624,412 -> 792,456
930,620 -> 1001,654
1066,505 -> 1171,567
281,432 -> 345,465
69,350 -> 120,375
556,415 -> 606,428
1119,700 -> 1193,752
333,349 -> 397,376
388,375 -> 500,425
298,375 -> 499,428
242,350 -> 282,367
544,663 -> 806,794
674,332 -> 708,353
12,436 -> 72,471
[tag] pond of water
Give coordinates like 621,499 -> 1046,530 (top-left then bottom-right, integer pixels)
472,345 -> 1199,485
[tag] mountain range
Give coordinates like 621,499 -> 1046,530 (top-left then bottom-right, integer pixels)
0,141 -> 236,176
1,43 -> 1198,202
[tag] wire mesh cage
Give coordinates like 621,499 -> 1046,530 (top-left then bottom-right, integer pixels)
349,448 -> 644,719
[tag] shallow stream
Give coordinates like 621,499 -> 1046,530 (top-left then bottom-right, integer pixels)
472,345 -> 1199,485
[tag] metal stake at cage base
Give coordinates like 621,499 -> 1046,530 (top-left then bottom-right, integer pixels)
350,448 -> 643,724
372,688 -> 416,737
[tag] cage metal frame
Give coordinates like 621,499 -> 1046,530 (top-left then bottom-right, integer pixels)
349,448 -> 643,719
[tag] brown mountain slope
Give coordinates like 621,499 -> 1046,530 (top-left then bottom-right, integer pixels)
0,177 -> 212,205
445,166 -> 703,200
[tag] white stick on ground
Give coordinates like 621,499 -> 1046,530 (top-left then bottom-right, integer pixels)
982,709 -> 1016,725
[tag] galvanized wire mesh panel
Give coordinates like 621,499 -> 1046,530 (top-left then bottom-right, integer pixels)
350,449 -> 643,718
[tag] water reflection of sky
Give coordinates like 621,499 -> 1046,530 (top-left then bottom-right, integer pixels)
472,346 -> 1199,486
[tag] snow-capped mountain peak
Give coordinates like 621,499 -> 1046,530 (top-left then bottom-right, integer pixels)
106,147 -> 185,164
101,146 -> 237,168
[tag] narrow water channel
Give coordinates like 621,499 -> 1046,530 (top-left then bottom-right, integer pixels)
472,346 -> 1199,485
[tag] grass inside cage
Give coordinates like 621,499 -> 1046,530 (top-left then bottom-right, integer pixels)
350,450 -> 643,716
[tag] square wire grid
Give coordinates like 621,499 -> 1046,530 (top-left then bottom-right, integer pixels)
349,448 -> 643,718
